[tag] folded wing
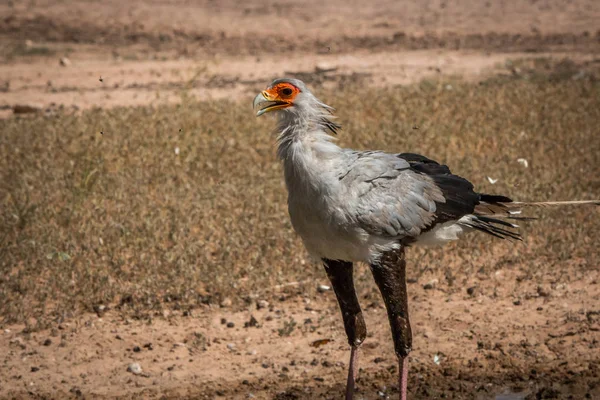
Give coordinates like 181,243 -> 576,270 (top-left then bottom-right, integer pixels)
340,151 -> 521,243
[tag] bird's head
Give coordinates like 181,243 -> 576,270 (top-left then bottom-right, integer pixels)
253,78 -> 341,135
253,78 -> 315,117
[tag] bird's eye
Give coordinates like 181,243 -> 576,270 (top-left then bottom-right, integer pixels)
281,87 -> 293,96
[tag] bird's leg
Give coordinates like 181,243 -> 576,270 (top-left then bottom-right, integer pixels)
323,259 -> 367,400
369,248 -> 411,400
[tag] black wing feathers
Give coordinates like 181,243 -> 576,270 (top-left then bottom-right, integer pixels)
397,153 -> 477,224
397,153 -> 521,240
397,153 -> 452,175
428,175 -> 480,224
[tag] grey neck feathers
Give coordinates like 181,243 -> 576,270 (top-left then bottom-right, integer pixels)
276,99 -> 342,162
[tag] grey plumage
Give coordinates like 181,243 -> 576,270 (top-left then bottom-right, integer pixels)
253,78 -> 599,263
253,78 -> 598,400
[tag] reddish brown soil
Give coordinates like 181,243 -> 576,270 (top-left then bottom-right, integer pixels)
2,263 -> 599,399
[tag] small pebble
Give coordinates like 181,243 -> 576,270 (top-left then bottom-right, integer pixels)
244,315 -> 259,328
226,322 -> 235,328
94,304 -> 107,317
423,279 -> 438,290
10,337 -> 26,349
256,300 -> 269,309
220,298 -> 232,308
317,284 -> 331,293
127,363 -> 143,375
537,286 -> 550,297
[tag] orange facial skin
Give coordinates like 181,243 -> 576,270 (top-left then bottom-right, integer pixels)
262,83 -> 301,109
254,81 -> 303,116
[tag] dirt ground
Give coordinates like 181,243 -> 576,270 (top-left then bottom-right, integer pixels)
1,1 -> 599,399
2,266 -> 600,399
1,0 -> 600,118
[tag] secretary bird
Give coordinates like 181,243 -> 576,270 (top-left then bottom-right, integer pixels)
252,78 -> 599,400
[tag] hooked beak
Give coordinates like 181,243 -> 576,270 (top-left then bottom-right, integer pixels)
253,91 -> 291,117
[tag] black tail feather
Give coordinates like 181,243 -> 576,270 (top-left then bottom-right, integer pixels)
474,215 -> 518,228
479,193 -> 513,203
464,215 -> 523,241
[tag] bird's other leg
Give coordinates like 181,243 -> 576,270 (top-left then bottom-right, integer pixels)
369,248 -> 411,400
323,259 -> 367,400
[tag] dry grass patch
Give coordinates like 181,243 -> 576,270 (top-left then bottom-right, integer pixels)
1,75 -> 598,329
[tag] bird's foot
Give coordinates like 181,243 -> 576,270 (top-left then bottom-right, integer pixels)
398,356 -> 408,400
345,346 -> 360,400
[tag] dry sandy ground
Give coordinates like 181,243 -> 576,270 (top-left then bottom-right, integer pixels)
0,260 -> 600,399
2,262 -> 599,399
1,0 -> 599,118
1,1 -> 599,399
5,48 -> 598,119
